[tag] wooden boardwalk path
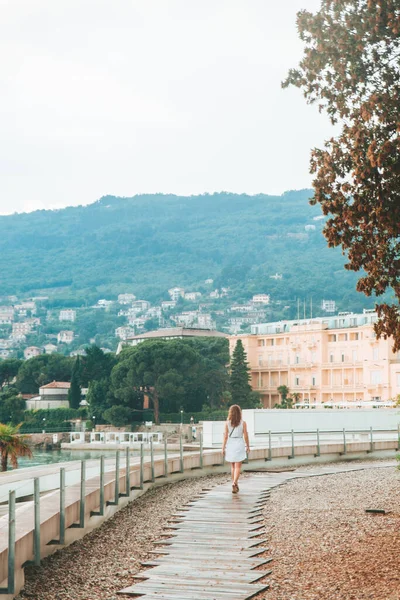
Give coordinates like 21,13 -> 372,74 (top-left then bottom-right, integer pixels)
118,463 -> 397,599
118,473 -> 293,600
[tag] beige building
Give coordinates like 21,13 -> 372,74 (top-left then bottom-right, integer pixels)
12,322 -> 33,336
229,310 -> 400,408
57,330 -> 74,344
25,381 -> 71,410
59,309 -> 76,322
24,346 -> 42,360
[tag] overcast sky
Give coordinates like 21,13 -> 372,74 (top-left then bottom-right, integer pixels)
0,0 -> 331,215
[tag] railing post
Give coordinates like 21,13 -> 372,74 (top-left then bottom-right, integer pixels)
370,427 -> 374,453
125,447 -> 130,495
199,431 -> 203,469
150,438 -> 155,482
290,429 -> 295,459
33,477 -> 41,566
140,442 -> 144,489
8,490 -> 15,594
268,430 -> 272,461
316,428 -> 320,457
342,428 -> 347,455
180,435 -> 184,473
99,456 -> 105,515
79,460 -> 86,528
164,437 -> 168,477
59,468 -> 65,544
114,450 -> 120,503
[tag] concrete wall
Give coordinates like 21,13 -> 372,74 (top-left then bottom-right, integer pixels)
203,409 -> 400,446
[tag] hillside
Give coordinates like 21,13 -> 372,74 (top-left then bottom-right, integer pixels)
0,190 -> 377,313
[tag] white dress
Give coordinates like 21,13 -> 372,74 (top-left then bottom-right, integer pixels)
225,420 -> 247,463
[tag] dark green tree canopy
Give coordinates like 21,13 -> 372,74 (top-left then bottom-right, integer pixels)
68,357 -> 82,410
16,354 -> 74,393
229,340 -> 253,408
283,0 -> 400,349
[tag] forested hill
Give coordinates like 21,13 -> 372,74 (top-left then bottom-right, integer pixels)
0,191 -> 371,310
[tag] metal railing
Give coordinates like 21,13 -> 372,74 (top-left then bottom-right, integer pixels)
0,433 -> 203,594
256,426 -> 400,461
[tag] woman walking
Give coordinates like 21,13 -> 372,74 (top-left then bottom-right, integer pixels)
222,404 -> 250,493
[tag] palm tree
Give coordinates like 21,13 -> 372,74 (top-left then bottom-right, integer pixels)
0,423 -> 32,472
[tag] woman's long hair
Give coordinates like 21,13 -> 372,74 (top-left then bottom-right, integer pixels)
228,404 -> 242,428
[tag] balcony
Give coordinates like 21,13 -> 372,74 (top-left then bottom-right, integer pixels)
321,383 -> 364,390
256,360 -> 287,369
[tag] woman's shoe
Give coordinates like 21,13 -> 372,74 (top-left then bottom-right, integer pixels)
232,483 -> 239,493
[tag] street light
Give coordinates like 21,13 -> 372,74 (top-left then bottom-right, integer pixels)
180,410 -> 183,426
42,417 -> 46,434
92,415 -> 96,431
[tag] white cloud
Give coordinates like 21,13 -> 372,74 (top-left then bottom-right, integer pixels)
0,0 -> 329,214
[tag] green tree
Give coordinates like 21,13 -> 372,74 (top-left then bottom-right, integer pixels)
103,405 -> 134,427
86,378 -> 113,420
143,318 -> 159,332
80,346 -> 116,386
283,0 -> 400,350
0,423 -> 32,471
68,357 -> 82,409
16,354 -> 74,393
229,340 -> 252,407
0,359 -> 23,389
0,388 -> 26,424
111,340 -> 201,423
275,385 -> 293,409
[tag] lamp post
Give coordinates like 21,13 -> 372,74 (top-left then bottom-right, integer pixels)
42,418 -> 46,434
180,409 -> 183,426
92,415 -> 96,431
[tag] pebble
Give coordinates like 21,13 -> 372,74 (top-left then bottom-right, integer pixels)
261,460 -> 400,600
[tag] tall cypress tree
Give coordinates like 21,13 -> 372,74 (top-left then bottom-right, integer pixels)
230,340 -> 252,406
68,356 -> 82,409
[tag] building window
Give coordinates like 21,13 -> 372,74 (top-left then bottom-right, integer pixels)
295,377 -> 300,386
370,370 -> 382,384
341,353 -> 345,362
312,376 -> 316,386
258,355 -> 263,366
311,351 -> 316,363
352,350 -> 358,362
258,339 -> 265,347
330,353 -> 334,363
373,348 -> 379,360
396,373 -> 400,387
295,354 -> 300,364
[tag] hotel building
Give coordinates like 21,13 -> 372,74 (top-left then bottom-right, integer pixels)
229,310 -> 400,408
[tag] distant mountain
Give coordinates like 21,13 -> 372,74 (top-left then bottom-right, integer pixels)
0,191 -> 378,313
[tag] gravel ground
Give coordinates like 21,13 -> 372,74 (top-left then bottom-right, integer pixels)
16,473 -> 230,600
262,463 -> 400,600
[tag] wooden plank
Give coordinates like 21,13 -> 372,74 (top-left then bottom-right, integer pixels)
121,580 -> 270,595
133,566 -> 272,584
119,475 -> 277,599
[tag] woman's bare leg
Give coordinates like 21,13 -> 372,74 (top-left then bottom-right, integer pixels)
231,463 -> 235,482
233,462 -> 241,485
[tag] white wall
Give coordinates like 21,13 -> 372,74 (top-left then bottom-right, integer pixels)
202,409 -> 400,446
